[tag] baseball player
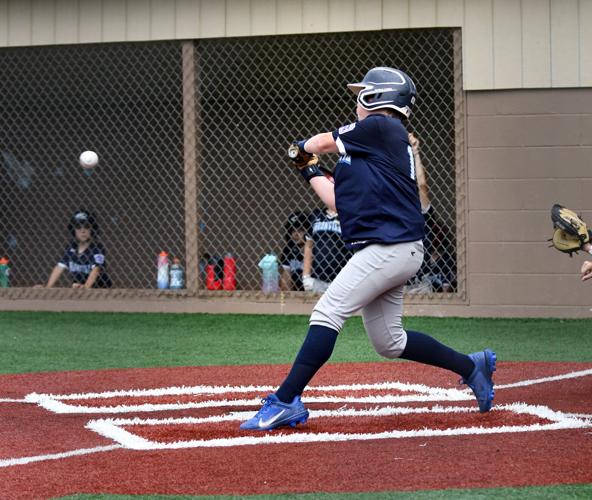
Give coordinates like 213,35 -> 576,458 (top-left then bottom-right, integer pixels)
302,207 -> 351,293
582,259 -> 592,281
280,211 -> 310,291
548,204 -> 592,281
36,210 -> 112,289
240,67 -> 496,431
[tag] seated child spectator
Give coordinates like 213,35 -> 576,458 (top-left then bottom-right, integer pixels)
302,208 -> 351,293
421,207 -> 457,292
407,132 -> 456,293
36,210 -> 112,289
279,211 -> 310,291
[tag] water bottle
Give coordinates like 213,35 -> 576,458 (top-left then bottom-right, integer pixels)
223,253 -> 237,290
169,257 -> 184,289
0,257 -> 9,288
258,253 -> 279,294
157,251 -> 170,289
205,264 -> 219,290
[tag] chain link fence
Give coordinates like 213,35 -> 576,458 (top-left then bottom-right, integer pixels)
0,28 -> 463,302
0,41 -> 186,296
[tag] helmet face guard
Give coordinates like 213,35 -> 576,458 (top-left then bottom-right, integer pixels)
347,67 -> 417,118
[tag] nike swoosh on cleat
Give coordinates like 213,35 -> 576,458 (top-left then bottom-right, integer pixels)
258,409 -> 286,428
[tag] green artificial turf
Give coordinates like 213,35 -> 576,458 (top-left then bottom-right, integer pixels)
60,483 -> 592,499
0,312 -> 591,374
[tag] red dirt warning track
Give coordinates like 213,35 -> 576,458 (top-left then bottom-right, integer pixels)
0,361 -> 591,498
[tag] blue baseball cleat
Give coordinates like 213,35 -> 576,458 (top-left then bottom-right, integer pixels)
240,393 -> 309,431
462,349 -> 497,412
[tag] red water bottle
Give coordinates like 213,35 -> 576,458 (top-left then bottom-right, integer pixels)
223,253 -> 237,290
205,262 -> 222,290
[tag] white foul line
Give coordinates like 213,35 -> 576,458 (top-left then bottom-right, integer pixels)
495,368 -> 592,389
564,412 -> 592,420
0,445 -> 122,468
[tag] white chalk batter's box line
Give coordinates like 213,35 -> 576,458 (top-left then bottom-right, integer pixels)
19,371 -> 592,449
24,381 -> 475,414
22,368 -> 592,415
84,403 -> 592,450
0,370 -> 589,469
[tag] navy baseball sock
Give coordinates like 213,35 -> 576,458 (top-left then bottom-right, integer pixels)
276,325 -> 339,404
400,330 -> 474,379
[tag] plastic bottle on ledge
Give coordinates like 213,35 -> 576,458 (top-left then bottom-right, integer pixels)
169,257 -> 184,289
0,258 -> 9,288
157,251 -> 170,289
258,253 -> 279,294
205,256 -> 223,290
223,253 -> 237,290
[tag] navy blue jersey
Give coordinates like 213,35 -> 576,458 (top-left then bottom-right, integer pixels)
331,114 -> 425,250
310,209 -> 351,282
280,241 -> 304,291
58,241 -> 112,287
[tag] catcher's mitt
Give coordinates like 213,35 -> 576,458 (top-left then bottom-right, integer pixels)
549,204 -> 591,256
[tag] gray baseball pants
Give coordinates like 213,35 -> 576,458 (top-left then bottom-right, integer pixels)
310,240 -> 424,358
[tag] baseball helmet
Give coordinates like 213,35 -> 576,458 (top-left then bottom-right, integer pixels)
68,210 -> 99,238
284,211 -> 310,235
347,67 -> 417,118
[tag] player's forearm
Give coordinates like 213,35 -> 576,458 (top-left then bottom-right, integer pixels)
279,269 -> 293,291
303,240 -> 313,276
46,266 -> 64,288
84,267 -> 101,289
304,132 -> 339,155
309,176 -> 336,212
414,152 -> 430,211
418,185 -> 430,213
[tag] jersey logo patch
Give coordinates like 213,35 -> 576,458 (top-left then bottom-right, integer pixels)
338,123 -> 356,134
338,154 -> 351,165
94,254 -> 105,265
313,220 -> 341,234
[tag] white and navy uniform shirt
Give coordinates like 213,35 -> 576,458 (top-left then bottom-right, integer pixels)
331,115 -> 425,251
310,209 -> 351,282
58,241 -> 112,287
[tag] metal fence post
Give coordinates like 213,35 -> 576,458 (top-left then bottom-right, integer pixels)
182,41 -> 199,294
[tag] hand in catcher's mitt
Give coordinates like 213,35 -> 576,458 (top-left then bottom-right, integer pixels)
549,204 -> 592,256
288,141 -> 324,182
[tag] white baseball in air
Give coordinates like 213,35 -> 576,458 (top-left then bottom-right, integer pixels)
79,150 -> 99,168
